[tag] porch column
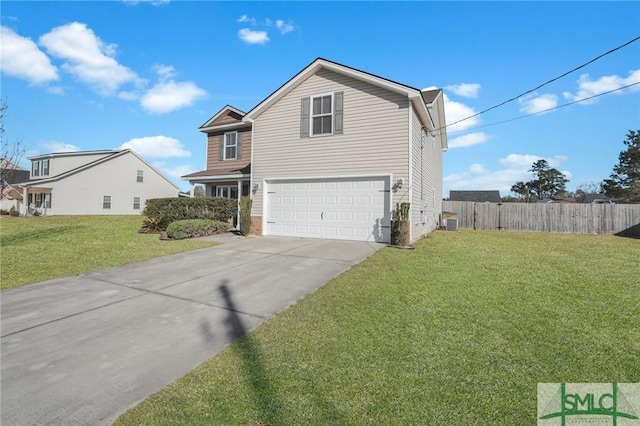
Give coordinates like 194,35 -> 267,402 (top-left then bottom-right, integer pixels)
237,178 -> 242,229
189,181 -> 195,197
22,186 -> 28,216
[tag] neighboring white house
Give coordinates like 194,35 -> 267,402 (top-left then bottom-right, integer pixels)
18,149 -> 179,215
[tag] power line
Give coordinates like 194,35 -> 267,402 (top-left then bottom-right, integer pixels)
441,35 -> 640,131
444,81 -> 640,136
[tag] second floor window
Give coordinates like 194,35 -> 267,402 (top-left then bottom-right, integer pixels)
224,132 -> 237,160
312,94 -> 333,135
32,161 -> 40,177
137,170 -> 144,183
42,160 -> 50,175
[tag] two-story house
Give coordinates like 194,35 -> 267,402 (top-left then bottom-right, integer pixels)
183,58 -> 447,243
18,149 -> 179,215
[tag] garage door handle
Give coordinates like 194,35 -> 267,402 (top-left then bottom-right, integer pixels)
321,212 -> 323,220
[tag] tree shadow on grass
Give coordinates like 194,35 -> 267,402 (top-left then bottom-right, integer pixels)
215,281 -> 347,425
218,282 -> 285,425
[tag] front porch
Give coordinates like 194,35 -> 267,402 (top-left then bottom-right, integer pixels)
182,168 -> 251,228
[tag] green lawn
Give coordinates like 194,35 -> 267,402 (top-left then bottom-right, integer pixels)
114,230 -> 640,425
0,215 -> 217,289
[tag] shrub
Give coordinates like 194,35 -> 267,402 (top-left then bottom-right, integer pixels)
143,197 -> 237,229
9,206 -> 19,217
166,219 -> 231,240
239,196 -> 252,236
140,217 -> 163,233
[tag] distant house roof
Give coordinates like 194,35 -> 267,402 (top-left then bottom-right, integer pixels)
0,157 -> 30,184
450,190 -> 501,203
581,193 -> 613,204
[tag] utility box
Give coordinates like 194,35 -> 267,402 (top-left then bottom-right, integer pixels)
445,217 -> 458,231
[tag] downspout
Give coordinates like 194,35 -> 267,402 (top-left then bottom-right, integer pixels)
407,100 -> 413,244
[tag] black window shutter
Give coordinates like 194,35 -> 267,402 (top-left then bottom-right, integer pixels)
218,135 -> 224,161
236,132 -> 242,159
300,97 -> 310,138
334,92 -> 344,135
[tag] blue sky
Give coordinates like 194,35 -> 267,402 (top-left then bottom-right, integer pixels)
2,1 -> 639,196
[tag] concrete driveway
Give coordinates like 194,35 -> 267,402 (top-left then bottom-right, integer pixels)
1,235 -> 383,426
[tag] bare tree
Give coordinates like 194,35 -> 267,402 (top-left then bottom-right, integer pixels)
1,100 -> 26,194
193,185 -> 205,197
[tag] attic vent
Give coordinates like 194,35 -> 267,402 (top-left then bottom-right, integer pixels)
445,218 -> 458,231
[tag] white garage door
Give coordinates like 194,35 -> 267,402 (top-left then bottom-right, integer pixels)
266,177 -> 390,242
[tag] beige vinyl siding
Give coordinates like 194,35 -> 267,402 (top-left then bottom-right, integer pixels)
205,127 -> 252,171
410,108 -> 441,241
252,68 -> 410,215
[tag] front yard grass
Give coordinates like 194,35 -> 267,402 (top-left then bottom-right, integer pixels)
0,215 -> 217,289
115,230 -> 640,425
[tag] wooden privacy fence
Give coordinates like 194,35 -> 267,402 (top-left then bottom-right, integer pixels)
442,201 -> 640,237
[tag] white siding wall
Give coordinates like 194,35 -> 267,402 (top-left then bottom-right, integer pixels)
30,153 -> 111,180
42,152 -> 178,215
410,108 -> 442,241
252,69 -> 410,216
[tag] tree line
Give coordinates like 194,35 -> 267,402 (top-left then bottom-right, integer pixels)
509,130 -> 639,203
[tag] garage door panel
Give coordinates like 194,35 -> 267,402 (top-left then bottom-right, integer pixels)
266,177 -> 390,243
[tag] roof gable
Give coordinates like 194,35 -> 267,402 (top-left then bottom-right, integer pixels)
243,58 -> 439,134
199,105 -> 247,132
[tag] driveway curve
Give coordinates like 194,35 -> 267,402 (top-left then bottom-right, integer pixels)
1,236 -> 383,426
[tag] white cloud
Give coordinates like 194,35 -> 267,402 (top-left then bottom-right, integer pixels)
445,83 -> 481,98
153,64 -> 176,81
448,132 -> 490,149
122,0 -> 170,5
238,28 -> 270,44
119,135 -> 191,158
38,141 -> 80,153
154,162 -> 197,180
140,80 -> 207,114
275,20 -> 294,34
428,89 -> 480,133
39,22 -> 140,95
499,153 -> 567,169
0,26 -> 59,85
237,15 -> 257,26
519,93 -> 559,115
444,153 -> 570,195
562,69 -> 640,104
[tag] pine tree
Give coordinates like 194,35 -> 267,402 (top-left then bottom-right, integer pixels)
602,130 -> 640,203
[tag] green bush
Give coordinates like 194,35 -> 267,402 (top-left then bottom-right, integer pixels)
166,219 -> 231,240
9,206 -> 19,217
239,196 -> 252,236
143,197 -> 236,229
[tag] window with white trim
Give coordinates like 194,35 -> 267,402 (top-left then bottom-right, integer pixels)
224,132 -> 237,160
133,197 -> 140,210
42,160 -> 50,176
216,186 -> 238,199
103,196 -> 111,209
137,170 -> 143,183
32,161 -> 40,177
311,94 -> 333,136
